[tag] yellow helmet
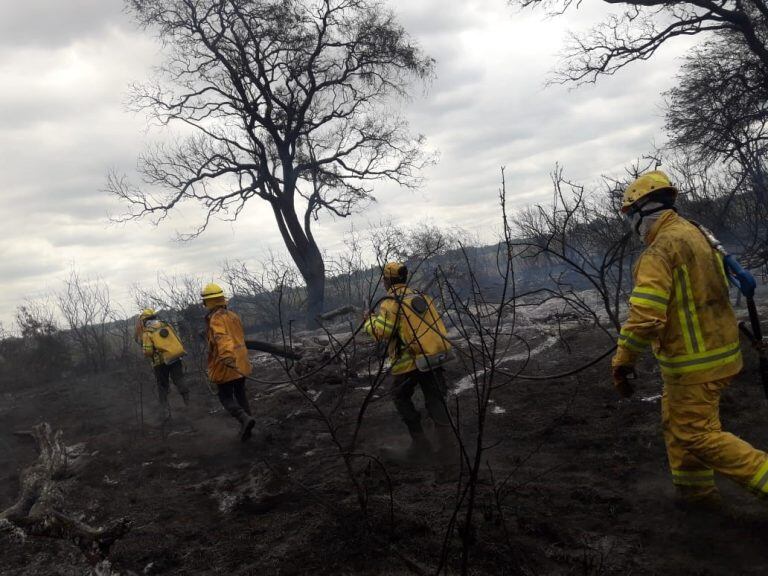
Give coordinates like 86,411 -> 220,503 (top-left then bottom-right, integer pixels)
201,282 -> 225,301
383,262 -> 407,281
140,308 -> 156,319
621,170 -> 678,213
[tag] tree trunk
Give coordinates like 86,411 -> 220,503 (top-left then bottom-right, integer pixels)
272,195 -> 326,328
305,261 -> 325,328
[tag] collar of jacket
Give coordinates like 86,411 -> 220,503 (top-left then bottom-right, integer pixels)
388,283 -> 409,294
644,209 -> 678,244
205,305 -> 227,320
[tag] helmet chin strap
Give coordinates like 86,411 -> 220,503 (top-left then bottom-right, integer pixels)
631,200 -> 677,236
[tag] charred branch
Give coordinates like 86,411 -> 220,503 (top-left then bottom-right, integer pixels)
1,423 -> 131,574
510,1 -> 768,85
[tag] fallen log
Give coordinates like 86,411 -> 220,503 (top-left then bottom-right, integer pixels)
1,423 -> 132,575
244,337 -> 303,360
317,304 -> 362,323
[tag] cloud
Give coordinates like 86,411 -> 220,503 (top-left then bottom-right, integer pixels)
363,0 -> 698,236
0,1 -> 125,48
0,0 -> 702,325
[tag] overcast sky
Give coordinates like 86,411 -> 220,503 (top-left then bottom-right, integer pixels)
0,0 -> 696,327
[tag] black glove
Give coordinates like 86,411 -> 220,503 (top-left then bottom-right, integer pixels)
612,365 -> 636,398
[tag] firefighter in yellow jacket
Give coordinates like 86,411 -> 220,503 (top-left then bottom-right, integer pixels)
141,309 -> 190,419
134,310 -> 149,344
202,283 -> 255,442
612,170 -> 768,506
365,262 -> 453,459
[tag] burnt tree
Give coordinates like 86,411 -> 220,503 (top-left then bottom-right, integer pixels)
110,0 -> 434,325
664,36 -> 768,261
507,0 -> 768,269
510,0 -> 768,85
666,35 -> 768,167
513,165 -> 638,334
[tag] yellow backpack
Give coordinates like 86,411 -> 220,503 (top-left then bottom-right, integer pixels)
147,322 -> 186,365
395,292 -> 453,372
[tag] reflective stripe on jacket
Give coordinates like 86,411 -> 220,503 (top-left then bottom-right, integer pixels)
614,211 -> 742,385
205,306 -> 252,385
365,284 -> 450,375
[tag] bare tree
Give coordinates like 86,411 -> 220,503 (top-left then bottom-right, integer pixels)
109,0 -> 435,325
223,256 -> 305,336
666,35 -> 768,168
510,1 -> 768,85
513,165 -> 637,333
367,220 -> 466,293
15,299 -> 58,339
663,35 -> 768,259
15,298 -> 71,382
505,0 -> 768,270
324,225 -> 377,313
57,271 -> 116,373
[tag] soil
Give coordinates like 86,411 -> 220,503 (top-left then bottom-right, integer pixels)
3,323 -> 768,575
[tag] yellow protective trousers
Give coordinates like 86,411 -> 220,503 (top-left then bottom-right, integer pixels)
661,377 -> 768,499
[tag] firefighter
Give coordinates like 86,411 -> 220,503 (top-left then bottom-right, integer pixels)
134,308 -> 153,344
364,262 -> 454,460
612,170 -> 768,507
201,283 -> 255,442
141,309 -> 190,419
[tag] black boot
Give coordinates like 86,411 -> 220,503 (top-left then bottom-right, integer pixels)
236,411 -> 256,442
434,424 -> 455,461
406,432 -> 434,461
405,421 -> 434,461
433,424 -> 460,483
158,399 -> 172,423
674,485 -> 723,513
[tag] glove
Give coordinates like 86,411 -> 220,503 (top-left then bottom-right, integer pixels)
612,365 -> 636,398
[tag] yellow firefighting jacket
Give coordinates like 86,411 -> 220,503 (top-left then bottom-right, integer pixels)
205,306 -> 252,385
142,320 -> 186,367
614,211 -> 742,385
365,284 -> 451,375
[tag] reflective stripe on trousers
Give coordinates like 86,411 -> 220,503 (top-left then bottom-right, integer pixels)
749,460 -> 768,498
662,378 -> 768,497
671,468 -> 715,487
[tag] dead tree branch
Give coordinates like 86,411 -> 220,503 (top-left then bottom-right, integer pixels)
1,423 -> 131,574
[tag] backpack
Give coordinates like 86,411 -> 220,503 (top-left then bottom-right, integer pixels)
147,322 -> 186,365
395,292 -> 453,372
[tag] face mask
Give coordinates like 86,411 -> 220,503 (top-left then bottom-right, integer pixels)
627,210 -> 643,235
625,200 -> 670,238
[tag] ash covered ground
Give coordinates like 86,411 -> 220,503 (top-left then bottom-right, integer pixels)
3,300 -> 768,575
